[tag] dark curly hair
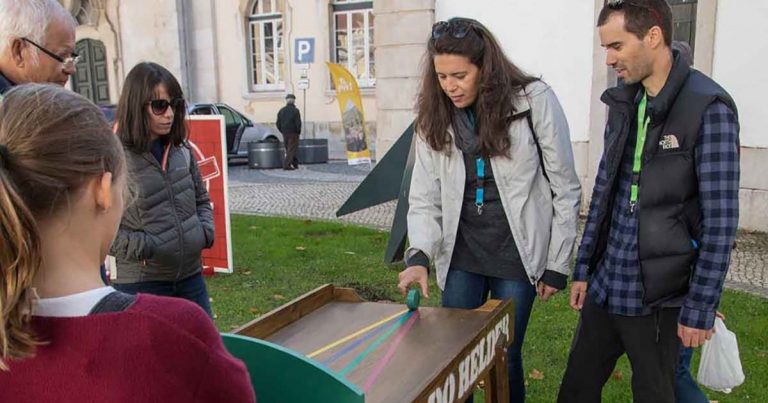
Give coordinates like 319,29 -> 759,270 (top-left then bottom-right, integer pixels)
415,17 -> 537,157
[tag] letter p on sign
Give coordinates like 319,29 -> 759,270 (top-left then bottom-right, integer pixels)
294,38 -> 315,64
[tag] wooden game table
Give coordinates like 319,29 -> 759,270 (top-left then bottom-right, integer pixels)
229,284 -> 515,403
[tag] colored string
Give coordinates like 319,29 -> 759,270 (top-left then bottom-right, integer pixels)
363,310 -> 420,392
338,311 -> 413,377
307,309 -> 408,359
320,317 -> 391,367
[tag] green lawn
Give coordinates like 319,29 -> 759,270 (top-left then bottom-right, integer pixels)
208,215 -> 767,402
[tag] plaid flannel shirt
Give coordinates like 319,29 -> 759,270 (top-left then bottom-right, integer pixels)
573,100 -> 739,330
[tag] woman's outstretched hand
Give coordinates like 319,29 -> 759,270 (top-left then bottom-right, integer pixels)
398,265 -> 430,299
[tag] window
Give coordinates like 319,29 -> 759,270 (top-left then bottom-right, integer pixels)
247,0 -> 285,91
669,0 -> 697,56
218,105 -> 242,126
190,106 -> 215,115
331,1 -> 375,87
74,0 -> 98,26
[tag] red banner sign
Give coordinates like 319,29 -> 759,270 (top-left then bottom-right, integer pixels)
187,116 -> 233,273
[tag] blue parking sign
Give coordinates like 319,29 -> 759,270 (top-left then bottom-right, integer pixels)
294,38 -> 315,64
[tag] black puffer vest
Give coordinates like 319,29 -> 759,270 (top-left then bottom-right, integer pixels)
587,52 -> 738,306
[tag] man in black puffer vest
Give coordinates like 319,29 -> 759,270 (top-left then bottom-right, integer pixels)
559,1 -> 740,402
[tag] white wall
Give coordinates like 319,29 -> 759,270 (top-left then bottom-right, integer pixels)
712,1 -> 768,148
185,0 -> 219,103
210,0 -> 243,98
434,0 -> 595,142
118,1 -> 183,81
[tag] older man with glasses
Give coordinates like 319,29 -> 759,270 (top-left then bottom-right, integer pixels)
0,0 -> 78,98
0,0 -> 108,284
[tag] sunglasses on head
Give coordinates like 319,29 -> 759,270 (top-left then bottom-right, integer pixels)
147,98 -> 184,115
431,18 -> 478,41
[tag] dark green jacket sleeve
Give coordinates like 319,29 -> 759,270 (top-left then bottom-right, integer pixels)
110,227 -> 153,261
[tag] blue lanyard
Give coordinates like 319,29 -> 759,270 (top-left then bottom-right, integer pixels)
464,107 -> 484,215
475,157 -> 485,215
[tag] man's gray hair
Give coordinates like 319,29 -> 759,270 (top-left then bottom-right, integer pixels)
0,0 -> 75,58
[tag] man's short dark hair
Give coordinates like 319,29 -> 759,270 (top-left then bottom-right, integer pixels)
285,93 -> 296,100
597,0 -> 674,47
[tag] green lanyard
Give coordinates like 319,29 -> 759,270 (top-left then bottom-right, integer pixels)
629,91 -> 650,213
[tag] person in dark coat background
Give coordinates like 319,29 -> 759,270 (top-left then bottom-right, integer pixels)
276,93 -> 302,170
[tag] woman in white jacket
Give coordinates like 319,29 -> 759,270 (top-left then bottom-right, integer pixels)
397,17 -> 581,402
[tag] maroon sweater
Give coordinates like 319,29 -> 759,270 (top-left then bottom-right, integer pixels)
0,294 -> 256,403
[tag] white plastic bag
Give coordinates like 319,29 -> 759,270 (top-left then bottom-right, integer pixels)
696,317 -> 745,393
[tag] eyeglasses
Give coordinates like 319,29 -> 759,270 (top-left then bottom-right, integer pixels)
147,98 -> 185,116
606,0 -> 663,26
431,18 -> 478,41
22,38 -> 80,68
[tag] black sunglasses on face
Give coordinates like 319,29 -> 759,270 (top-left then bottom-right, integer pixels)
22,37 -> 80,67
147,98 -> 185,115
431,18 -> 477,41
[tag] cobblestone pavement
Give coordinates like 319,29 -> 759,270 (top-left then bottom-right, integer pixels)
228,161 -> 395,229
228,161 -> 768,298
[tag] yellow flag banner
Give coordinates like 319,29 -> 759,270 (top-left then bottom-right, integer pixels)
326,62 -> 372,165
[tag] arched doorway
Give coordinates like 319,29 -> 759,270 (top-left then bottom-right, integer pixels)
72,38 -> 111,105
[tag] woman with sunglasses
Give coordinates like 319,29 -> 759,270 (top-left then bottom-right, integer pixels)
111,62 -> 215,316
397,17 -> 581,402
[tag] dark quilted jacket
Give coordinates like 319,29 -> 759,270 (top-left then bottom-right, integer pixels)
110,144 -> 214,283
